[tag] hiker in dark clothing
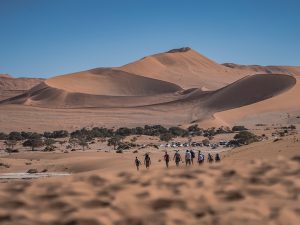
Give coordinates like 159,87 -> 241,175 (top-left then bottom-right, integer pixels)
190,150 -> 195,164
164,151 -> 170,168
173,150 -> 181,167
215,153 -> 221,162
135,157 -> 141,171
144,153 -> 151,169
208,153 -> 214,163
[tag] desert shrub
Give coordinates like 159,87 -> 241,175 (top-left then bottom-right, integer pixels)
44,146 -> 56,151
232,126 -> 248,132
0,132 -> 8,140
130,136 -> 138,142
115,127 -> 132,136
234,131 -> 258,145
22,133 -> 43,151
71,128 -> 93,141
203,128 -> 217,137
20,131 -> 34,139
159,133 -> 173,142
202,139 -> 210,146
143,125 -> 168,136
187,124 -> 203,135
90,127 -> 114,138
117,142 -> 138,150
44,130 -> 69,139
77,137 -> 89,151
68,138 -> 78,149
107,135 -> 122,150
8,132 -> 24,141
169,127 -> 188,137
4,140 -> 17,152
131,127 -> 144,135
216,126 -> 232,134
289,125 -> 296,130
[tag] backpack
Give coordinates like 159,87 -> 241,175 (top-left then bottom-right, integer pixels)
191,151 -> 195,158
198,154 -> 204,161
135,159 -> 140,166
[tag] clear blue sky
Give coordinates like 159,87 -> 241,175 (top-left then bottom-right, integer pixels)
0,0 -> 299,78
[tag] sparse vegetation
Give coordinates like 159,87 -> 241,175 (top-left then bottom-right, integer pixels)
44,138 -> 56,151
107,135 -> 122,150
4,140 -> 18,153
22,133 -> 44,151
234,131 -> 258,145
159,133 -> 173,142
232,126 -> 248,132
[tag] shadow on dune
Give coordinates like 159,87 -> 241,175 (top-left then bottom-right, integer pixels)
0,74 -> 296,117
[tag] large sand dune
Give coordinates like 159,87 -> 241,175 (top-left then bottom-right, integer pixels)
0,48 -> 299,131
120,47 -> 247,90
0,76 -> 44,101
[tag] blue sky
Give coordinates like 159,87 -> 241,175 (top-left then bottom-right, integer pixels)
0,0 -> 299,78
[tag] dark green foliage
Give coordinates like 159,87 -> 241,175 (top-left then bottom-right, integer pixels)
234,131 -> 258,145
44,130 -> 69,139
168,127 -> 188,137
159,133 -> 173,142
4,140 -> 17,152
21,132 -> 34,139
8,132 -> 24,141
44,138 -> 56,148
107,135 -> 122,150
91,127 -> 114,138
23,133 -> 44,151
77,137 -> 89,151
0,132 -> 8,140
117,142 -> 138,150
187,125 -> 203,136
116,127 -> 132,136
232,126 -> 248,132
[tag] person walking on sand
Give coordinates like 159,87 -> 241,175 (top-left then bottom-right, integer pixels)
164,151 -> 170,168
190,149 -> 195,164
198,150 -> 205,164
215,153 -> 221,162
144,153 -> 151,169
185,150 -> 192,166
208,153 -> 214,163
173,150 -> 181,167
135,156 -> 141,171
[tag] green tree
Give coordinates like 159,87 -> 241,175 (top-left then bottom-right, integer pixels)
234,131 -> 258,145
78,137 -> 88,151
68,138 -> 78,149
23,133 -> 44,151
107,135 -> 122,150
44,138 -> 56,151
159,133 -> 173,142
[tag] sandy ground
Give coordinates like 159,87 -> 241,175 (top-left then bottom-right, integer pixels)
0,126 -> 299,225
0,132 -> 300,225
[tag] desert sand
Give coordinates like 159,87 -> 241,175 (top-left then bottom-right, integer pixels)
0,48 -> 299,131
0,48 -> 300,225
0,75 -> 44,101
0,131 -> 300,225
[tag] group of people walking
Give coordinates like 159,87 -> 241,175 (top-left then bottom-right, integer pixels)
135,150 -> 221,170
